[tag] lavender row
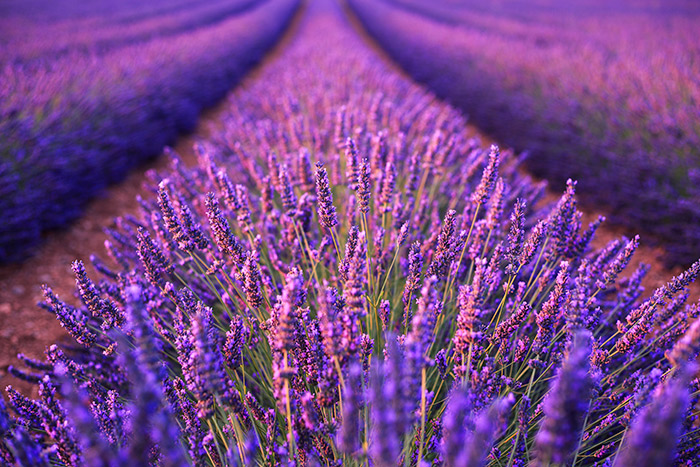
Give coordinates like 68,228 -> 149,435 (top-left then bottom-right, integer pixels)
347,0 -> 700,267
0,0 -> 299,262
3,0 -> 700,465
0,0 -> 263,65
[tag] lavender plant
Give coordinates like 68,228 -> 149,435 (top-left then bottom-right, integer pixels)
3,1 -> 700,466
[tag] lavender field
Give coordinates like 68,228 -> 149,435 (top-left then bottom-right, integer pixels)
2,0 -> 700,466
349,0 -> 700,267
0,0 -> 298,262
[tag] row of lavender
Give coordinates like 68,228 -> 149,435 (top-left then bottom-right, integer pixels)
0,0 -> 299,262
3,0 -> 700,465
0,0 -> 263,64
347,0 -> 700,267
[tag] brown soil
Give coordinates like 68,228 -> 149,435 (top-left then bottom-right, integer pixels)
1,1 -> 697,400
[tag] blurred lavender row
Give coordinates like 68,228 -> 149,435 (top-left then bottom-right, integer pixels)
0,0 -> 263,64
0,0 -> 299,262
348,0 -> 700,267
3,0 -> 700,465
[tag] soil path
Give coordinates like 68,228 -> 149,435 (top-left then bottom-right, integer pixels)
1,0 -> 696,398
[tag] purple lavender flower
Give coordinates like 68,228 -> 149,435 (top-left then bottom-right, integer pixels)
357,158 -> 371,214
275,268 -> 305,352
596,235 -> 639,290
342,231 -> 367,327
402,241 -> 423,323
242,252 -> 264,308
435,348 -> 448,379
442,384 -> 475,466
484,177 -> 506,230
454,281 -> 483,358
345,137 -> 360,190
492,302 -> 531,352
278,164 -> 297,214
204,192 -> 246,266
505,199 -> 526,275
0,412 -> 49,466
406,276 -> 439,370
295,147 -> 314,190
666,318 -> 700,367
659,258 -> 700,299
317,283 -> 345,359
187,301 -> 246,421
314,161 -> 339,229
158,179 -> 186,247
223,316 -> 246,370
337,363 -> 363,455
214,168 -> 238,209
261,175 -> 275,215
423,129 -> 444,169
574,215 -> 605,256
548,179 -> 580,259
454,394 -> 514,467
519,219 -> 547,268
176,193 -> 209,250
368,364 -> 401,467
234,184 -> 252,229
378,162 -> 396,213
72,260 -> 124,329
426,209 -> 458,280
136,226 -> 173,286
53,363 -> 116,466
339,225 -> 360,282
42,285 -> 96,347
378,299 -> 391,330
616,298 -> 657,354
614,368 -> 692,467
471,144 -> 500,206
533,330 -> 593,466
120,285 -> 190,465
533,261 -> 570,354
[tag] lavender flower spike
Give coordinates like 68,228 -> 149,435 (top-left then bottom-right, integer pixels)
358,158 -> 371,214
314,161 -> 338,229
42,285 -> 96,347
338,364 -> 363,455
533,330 -> 593,466
72,259 -> 124,329
369,363 -> 401,467
204,192 -> 246,266
614,367 -> 693,467
505,199 -> 526,275
242,252 -> 264,309
471,144 -> 500,206
346,137 -> 360,190
666,318 -> 700,367
596,235 -> 639,289
460,394 -> 515,467
442,383 -> 475,466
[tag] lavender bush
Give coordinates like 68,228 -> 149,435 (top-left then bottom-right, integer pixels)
3,1 -> 700,465
347,0 -> 700,267
0,0 -> 299,262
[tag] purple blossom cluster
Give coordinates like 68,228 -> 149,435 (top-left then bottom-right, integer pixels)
3,0 -> 700,466
0,0 -> 299,262
348,0 -> 700,267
